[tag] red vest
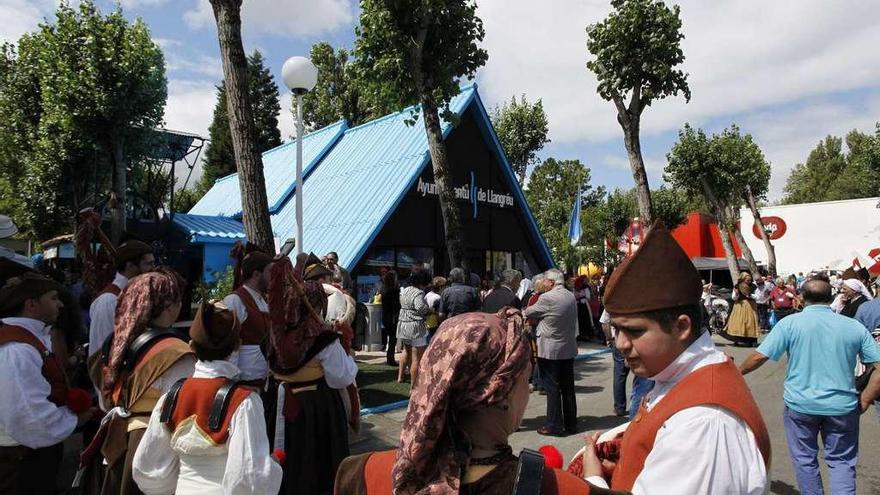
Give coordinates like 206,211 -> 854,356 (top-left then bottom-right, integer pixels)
234,287 -> 270,346
350,450 -> 587,494
165,377 -> 251,444
611,359 -> 771,490
99,282 -> 122,298
0,324 -> 69,406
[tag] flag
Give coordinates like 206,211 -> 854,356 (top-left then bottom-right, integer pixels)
568,184 -> 582,246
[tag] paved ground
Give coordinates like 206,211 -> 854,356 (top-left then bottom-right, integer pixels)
350,335 -> 880,495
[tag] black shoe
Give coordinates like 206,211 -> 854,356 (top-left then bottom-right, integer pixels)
614,409 -> 627,417
565,426 -> 578,435
537,426 -> 566,437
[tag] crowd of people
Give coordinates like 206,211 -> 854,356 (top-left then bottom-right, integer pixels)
1,211 -> 879,494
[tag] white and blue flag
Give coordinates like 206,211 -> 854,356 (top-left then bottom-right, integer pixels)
568,184 -> 581,246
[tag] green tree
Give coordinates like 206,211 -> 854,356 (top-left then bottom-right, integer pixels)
208,0 -> 275,252
491,95 -> 550,186
586,0 -> 690,226
0,2 -> 166,241
194,50 -> 281,198
783,128 -> 880,204
525,158 -> 604,270
665,124 -> 768,281
355,0 -> 488,270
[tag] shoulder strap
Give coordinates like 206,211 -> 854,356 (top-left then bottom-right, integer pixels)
209,379 -> 242,431
160,377 -> 188,424
122,328 -> 178,372
513,448 -> 545,495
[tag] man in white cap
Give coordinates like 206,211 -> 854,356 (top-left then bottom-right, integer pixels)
0,215 -> 34,269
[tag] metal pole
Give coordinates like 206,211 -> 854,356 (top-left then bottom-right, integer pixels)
295,92 -> 304,255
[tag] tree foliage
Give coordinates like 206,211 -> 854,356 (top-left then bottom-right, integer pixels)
355,0 -> 488,269
586,0 -> 690,225
782,126 -> 880,204
491,95 -> 550,186
189,50 -> 281,203
0,1 -> 166,240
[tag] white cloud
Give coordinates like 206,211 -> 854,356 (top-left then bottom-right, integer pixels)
278,94 -> 296,142
163,79 -> 219,186
0,0 -> 55,43
120,0 -> 169,8
184,0 -> 354,38
166,53 -> 224,79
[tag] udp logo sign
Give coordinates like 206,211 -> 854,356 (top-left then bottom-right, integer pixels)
753,216 -> 787,240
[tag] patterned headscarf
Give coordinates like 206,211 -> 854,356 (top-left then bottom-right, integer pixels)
392,308 -> 531,495
102,268 -> 184,392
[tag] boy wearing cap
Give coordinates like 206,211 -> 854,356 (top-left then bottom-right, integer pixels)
132,302 -> 282,494
580,223 -> 770,494
223,250 -> 274,387
0,273 -> 97,493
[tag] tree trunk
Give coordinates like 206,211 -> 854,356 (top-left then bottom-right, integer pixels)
700,179 -> 740,283
728,207 -> 760,277
109,138 -> 126,245
620,117 -> 654,226
745,187 -> 776,277
420,94 -> 466,270
210,0 -> 275,254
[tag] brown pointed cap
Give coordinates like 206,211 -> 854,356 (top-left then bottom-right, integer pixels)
116,240 -> 153,266
241,251 -> 273,277
841,267 -> 857,280
0,272 -> 63,313
603,221 -> 702,315
303,252 -> 332,281
189,301 -> 240,357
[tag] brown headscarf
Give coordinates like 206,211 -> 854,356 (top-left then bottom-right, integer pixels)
102,268 -> 184,392
75,208 -> 117,295
266,255 -> 333,374
392,308 -> 531,495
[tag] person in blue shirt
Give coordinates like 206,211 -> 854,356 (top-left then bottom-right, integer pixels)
740,277 -> 880,495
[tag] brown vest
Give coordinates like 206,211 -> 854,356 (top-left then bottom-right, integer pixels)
611,359 -> 771,491
234,286 -> 269,346
166,377 -> 251,445
0,324 -> 68,406
334,450 -> 590,495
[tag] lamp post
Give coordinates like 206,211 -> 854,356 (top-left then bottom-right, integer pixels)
281,56 -> 318,255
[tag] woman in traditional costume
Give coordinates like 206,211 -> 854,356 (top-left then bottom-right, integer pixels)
334,309 -> 588,494
722,272 -> 761,347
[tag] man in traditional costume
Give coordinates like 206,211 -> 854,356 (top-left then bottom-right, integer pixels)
0,273 -> 97,494
266,254 -> 358,495
132,301 -> 282,494
577,222 -> 771,493
88,240 -> 156,407
334,309 -> 588,494
90,269 -> 196,495
223,243 -> 274,388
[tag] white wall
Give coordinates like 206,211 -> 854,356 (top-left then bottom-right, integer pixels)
739,197 -> 880,276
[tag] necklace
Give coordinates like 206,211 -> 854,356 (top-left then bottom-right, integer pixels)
468,445 -> 514,466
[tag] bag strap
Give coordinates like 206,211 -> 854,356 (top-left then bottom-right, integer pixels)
159,377 -> 187,424
209,379 -> 241,432
122,328 -> 178,372
512,448 -> 544,495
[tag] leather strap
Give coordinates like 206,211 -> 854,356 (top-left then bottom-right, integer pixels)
513,448 -> 545,495
159,377 -> 187,424
122,328 -> 178,372
209,379 -> 241,432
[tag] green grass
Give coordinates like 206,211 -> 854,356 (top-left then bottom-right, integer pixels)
357,363 -> 411,409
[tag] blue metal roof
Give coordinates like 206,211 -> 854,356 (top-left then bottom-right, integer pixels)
172,213 -> 245,244
188,120 -> 347,217
184,84 -> 554,271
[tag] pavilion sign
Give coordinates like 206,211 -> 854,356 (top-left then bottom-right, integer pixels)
415,176 -> 514,208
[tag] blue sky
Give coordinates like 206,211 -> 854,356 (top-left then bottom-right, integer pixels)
3,0 -> 879,201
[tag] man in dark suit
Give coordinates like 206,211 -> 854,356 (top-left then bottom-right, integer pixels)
481,269 -> 522,313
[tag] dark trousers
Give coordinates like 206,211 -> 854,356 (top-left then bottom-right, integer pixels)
757,303 -> 770,329
611,346 -> 630,413
382,317 -> 397,364
576,304 -> 592,340
0,443 -> 63,495
538,357 -> 577,433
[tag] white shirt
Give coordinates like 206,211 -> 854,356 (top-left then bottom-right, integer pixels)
132,359 -> 283,495
88,272 -> 129,357
318,340 -> 359,389
0,317 -> 78,448
589,332 -> 768,494
753,283 -> 772,305
223,286 -> 270,381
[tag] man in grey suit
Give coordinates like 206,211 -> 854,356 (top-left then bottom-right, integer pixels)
523,268 -> 579,436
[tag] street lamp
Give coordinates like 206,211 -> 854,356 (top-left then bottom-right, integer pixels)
282,56 -> 318,255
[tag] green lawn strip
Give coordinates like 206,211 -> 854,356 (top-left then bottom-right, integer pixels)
357,362 -> 411,409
